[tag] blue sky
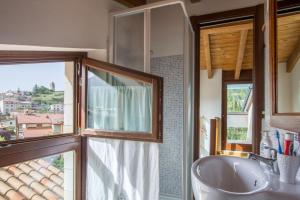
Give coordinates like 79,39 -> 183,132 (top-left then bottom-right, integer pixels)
0,62 -> 66,92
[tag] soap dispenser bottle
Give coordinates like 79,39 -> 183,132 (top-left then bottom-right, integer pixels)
260,130 -> 272,158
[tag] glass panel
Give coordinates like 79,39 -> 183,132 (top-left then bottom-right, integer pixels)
87,68 -> 152,133
0,151 -> 75,200
114,12 -> 145,71
150,4 -> 184,58
226,84 -> 253,144
0,62 -> 74,142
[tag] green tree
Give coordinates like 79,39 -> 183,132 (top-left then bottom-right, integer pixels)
227,88 -> 251,112
0,136 -> 6,142
32,84 -> 39,95
53,156 -> 64,171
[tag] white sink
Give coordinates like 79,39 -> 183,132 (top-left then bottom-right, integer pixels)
191,156 -> 270,200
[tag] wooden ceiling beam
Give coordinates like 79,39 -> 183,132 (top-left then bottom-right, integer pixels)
235,30 -> 248,80
114,0 -> 146,7
201,22 -> 252,35
191,0 -> 202,3
287,39 -> 300,72
203,33 -> 213,78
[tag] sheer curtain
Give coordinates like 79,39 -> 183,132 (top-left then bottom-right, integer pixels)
87,137 -> 159,200
86,79 -> 159,200
247,103 -> 253,143
88,85 -> 152,132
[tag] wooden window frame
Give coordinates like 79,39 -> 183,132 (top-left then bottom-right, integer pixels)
0,51 -> 163,199
80,58 -> 163,143
269,0 -> 300,132
0,51 -> 87,200
222,70 -> 253,152
190,4 -> 264,155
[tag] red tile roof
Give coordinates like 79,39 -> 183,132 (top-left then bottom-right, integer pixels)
0,159 -> 64,200
17,114 -> 63,125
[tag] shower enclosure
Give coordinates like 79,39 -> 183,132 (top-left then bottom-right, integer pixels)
109,1 -> 195,199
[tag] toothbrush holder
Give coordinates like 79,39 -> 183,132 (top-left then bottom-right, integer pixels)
277,154 -> 300,184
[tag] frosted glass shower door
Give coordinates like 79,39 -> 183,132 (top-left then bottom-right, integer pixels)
114,12 -> 145,72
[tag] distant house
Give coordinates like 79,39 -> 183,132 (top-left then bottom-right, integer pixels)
50,103 -> 64,113
31,102 -> 48,111
0,99 -> 19,114
16,113 -> 64,138
0,99 -> 32,114
18,101 -> 32,110
0,118 -> 16,128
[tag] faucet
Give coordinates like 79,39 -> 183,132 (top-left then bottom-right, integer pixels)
248,148 -> 278,174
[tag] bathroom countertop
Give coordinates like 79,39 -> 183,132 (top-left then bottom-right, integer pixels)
265,173 -> 300,199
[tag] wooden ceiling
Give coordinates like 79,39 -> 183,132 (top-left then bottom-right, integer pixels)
278,12 -> 300,72
200,20 -> 254,79
200,12 -> 300,79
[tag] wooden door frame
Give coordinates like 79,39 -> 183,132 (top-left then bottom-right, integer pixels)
190,4 -> 265,156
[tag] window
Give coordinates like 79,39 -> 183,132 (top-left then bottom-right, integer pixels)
0,62 -> 74,141
0,52 -> 163,200
226,84 -> 253,144
0,51 -> 84,200
222,70 -> 253,152
87,68 -> 153,133
81,58 -> 163,142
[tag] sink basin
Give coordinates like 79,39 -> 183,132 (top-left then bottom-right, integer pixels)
191,156 -> 270,200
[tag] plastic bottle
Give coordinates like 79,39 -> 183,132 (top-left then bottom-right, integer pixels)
284,133 -> 294,156
260,130 -> 272,158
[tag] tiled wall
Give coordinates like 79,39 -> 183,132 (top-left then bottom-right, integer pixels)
151,55 -> 184,199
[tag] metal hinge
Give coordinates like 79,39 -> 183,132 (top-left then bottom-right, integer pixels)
79,78 -> 82,86
77,128 -> 81,134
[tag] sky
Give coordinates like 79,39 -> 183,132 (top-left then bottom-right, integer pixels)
0,62 -> 66,92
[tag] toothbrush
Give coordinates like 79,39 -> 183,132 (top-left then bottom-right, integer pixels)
276,130 -> 283,154
293,133 -> 300,156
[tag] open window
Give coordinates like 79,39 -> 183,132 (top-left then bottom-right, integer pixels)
222,70 -> 253,152
0,51 -> 163,200
80,58 -> 163,142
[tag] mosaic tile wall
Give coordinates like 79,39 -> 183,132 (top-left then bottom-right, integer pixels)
151,55 -> 184,198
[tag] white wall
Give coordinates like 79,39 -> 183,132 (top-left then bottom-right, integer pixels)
276,61 -> 300,113
187,0 -> 264,16
0,0 -> 125,49
277,62 -> 292,112
200,69 -> 222,120
199,69 -> 222,157
291,59 -> 300,112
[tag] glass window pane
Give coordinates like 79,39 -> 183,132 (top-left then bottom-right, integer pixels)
226,84 -> 253,144
87,68 -> 152,133
114,12 -> 145,71
0,62 -> 74,142
0,151 -> 75,200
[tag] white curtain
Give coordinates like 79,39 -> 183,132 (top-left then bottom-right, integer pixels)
87,138 -> 159,200
86,84 -> 159,200
246,103 -> 253,143
200,116 -> 209,158
88,86 -> 152,132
